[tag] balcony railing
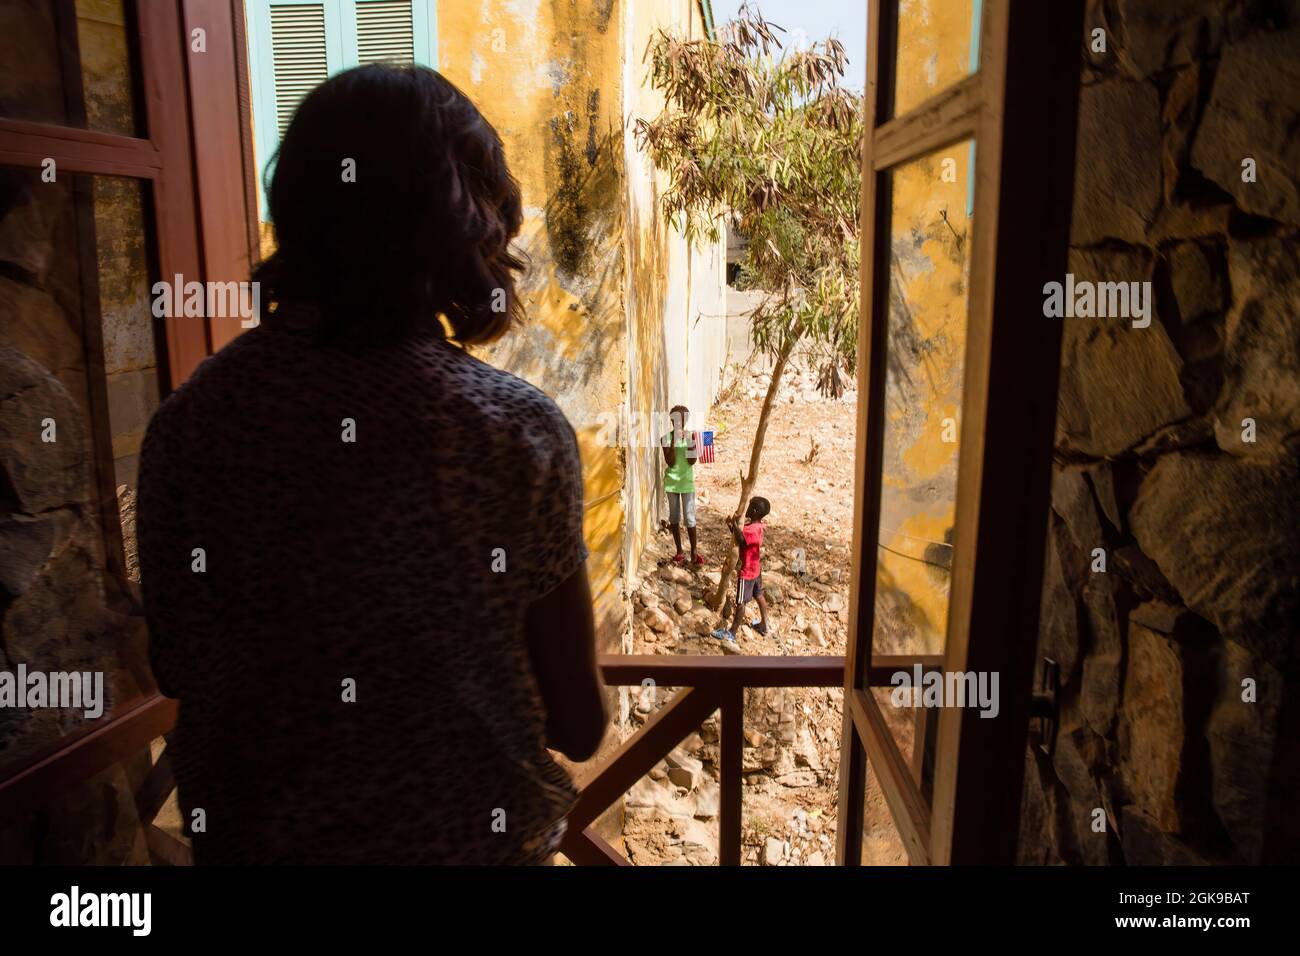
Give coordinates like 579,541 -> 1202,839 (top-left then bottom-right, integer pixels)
1,654 -> 940,866
562,654 -> 845,865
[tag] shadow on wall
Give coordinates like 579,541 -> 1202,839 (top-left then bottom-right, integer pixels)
484,128 -> 625,413
623,168 -> 672,565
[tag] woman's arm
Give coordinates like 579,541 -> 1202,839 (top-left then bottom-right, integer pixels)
525,563 -> 607,761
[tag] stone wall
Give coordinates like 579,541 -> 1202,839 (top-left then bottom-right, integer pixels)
1018,0 -> 1300,864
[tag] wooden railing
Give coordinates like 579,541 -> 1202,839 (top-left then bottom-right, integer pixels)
562,653 -> 942,866
0,693 -> 191,865
561,655 -> 843,865
1,654 -> 941,866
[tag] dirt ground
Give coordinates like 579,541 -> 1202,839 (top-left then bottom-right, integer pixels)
619,355 -> 911,865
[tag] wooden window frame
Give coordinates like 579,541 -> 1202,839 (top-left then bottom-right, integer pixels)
0,0 -> 207,604
836,0 -> 1084,865
184,0 -> 263,350
0,3 -> 208,387
0,0 -> 252,815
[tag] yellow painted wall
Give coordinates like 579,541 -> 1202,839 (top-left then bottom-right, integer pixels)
873,0 -> 975,657
439,0 -> 630,652
894,0 -> 977,115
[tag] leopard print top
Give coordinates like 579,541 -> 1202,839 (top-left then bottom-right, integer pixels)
137,306 -> 587,864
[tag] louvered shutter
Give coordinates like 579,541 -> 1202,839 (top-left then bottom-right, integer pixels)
268,4 -> 331,138
354,0 -> 416,66
246,0 -> 437,218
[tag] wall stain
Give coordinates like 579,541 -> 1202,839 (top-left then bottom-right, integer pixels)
594,0 -> 615,35
546,87 -> 604,279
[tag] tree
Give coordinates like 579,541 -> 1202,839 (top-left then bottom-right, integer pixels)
635,3 -> 863,610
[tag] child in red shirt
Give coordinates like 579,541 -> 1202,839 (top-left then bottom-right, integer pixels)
713,496 -> 770,642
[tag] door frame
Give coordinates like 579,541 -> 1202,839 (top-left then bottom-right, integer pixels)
836,0 -> 1084,865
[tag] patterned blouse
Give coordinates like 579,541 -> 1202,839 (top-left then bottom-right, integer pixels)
137,307 -> 588,864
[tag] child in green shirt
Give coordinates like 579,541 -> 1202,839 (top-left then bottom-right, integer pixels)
662,404 -> 703,565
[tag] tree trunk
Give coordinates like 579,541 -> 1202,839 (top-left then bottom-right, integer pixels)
707,330 -> 801,611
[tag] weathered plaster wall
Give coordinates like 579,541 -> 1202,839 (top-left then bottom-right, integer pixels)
685,237 -> 727,422
437,0 -> 727,636
1018,0 -> 1300,865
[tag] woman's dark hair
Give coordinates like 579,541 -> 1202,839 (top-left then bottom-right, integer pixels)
254,65 -> 525,344
746,497 -> 770,520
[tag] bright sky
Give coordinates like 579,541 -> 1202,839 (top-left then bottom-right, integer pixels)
708,0 -> 868,91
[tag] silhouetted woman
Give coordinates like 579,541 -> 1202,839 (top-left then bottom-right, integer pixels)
137,66 -> 607,864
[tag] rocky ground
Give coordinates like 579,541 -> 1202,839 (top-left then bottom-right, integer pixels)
619,357 -> 908,866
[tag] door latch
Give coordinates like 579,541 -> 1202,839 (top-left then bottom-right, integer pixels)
1029,657 -> 1060,758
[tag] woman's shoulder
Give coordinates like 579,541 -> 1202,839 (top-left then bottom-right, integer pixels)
143,326 -> 270,434
442,346 -> 576,442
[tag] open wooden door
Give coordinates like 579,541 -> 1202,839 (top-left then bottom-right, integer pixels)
836,0 -> 1084,865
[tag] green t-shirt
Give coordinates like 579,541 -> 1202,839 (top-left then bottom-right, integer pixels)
664,435 -> 695,494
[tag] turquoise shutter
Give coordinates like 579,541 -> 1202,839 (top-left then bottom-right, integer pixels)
341,0 -> 432,67
247,0 -> 438,219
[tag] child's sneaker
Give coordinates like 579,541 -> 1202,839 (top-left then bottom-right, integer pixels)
750,621 -> 767,636
672,552 -> 686,564
712,628 -> 735,642
692,553 -> 705,567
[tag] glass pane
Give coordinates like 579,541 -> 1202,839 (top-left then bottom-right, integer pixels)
872,685 -> 915,767
0,0 -> 143,137
0,165 -> 159,779
94,174 -> 161,583
861,756 -> 909,865
892,0 -> 981,118
871,139 -> 973,662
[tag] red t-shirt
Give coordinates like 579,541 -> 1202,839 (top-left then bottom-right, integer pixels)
740,521 -> 763,580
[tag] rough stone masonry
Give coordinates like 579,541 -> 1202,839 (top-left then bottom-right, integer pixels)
1018,0 -> 1300,865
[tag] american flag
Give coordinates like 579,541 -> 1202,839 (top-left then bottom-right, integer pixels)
696,430 -> 715,464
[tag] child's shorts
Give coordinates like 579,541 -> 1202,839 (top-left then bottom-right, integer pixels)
667,492 -> 696,528
736,573 -> 763,604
